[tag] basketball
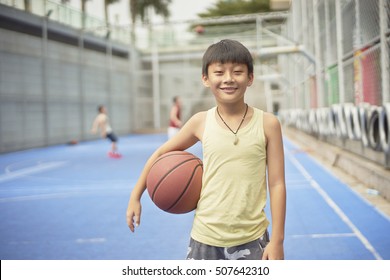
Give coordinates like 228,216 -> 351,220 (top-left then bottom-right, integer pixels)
146,151 -> 203,214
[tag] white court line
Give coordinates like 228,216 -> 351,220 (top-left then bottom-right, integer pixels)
75,238 -> 107,244
285,150 -> 383,260
290,233 -> 356,239
0,193 -> 73,202
0,161 -> 67,183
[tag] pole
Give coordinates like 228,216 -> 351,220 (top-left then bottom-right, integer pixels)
380,0 -> 389,103
152,45 -> 161,129
335,0 -> 345,104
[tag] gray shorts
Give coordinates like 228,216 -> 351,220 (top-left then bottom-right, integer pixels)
106,132 -> 118,143
186,230 -> 270,260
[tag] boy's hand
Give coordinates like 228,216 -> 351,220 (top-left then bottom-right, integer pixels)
127,198 -> 142,232
262,240 -> 284,260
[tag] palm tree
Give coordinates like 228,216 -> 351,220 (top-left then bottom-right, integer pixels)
192,0 -> 273,35
198,0 -> 271,18
104,0 -> 120,27
81,0 -> 90,28
24,0 -> 31,12
129,0 -> 171,43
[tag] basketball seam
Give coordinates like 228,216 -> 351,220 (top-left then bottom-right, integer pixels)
150,152 -> 192,168
166,163 -> 203,212
150,158 -> 201,201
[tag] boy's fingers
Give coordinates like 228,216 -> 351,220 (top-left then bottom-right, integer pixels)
127,212 -> 135,232
127,202 -> 141,233
126,212 -> 140,232
134,215 -> 140,228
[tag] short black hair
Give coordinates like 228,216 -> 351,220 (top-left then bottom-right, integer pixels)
202,39 -> 253,76
98,105 -> 104,113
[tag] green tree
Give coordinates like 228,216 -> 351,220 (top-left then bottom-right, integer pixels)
129,0 -> 172,43
198,0 -> 271,18
104,0 -> 120,27
81,0 -> 90,28
192,0 -> 273,35
24,0 -> 31,12
130,0 -> 171,24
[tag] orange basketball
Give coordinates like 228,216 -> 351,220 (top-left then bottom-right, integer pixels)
146,151 -> 203,214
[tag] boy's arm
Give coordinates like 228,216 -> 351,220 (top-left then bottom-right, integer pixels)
91,115 -> 106,137
126,112 -> 205,232
262,113 -> 286,260
100,121 -> 107,138
91,116 -> 99,134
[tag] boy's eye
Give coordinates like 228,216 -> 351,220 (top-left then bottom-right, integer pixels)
214,71 -> 223,75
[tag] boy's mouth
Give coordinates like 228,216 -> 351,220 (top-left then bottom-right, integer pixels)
220,87 -> 237,93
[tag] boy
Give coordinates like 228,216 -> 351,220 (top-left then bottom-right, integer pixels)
91,105 -> 121,158
168,96 -> 183,139
127,39 -> 286,260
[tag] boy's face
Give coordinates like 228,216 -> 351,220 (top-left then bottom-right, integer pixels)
202,62 -> 254,103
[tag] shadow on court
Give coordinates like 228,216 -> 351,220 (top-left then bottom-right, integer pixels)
0,134 -> 389,260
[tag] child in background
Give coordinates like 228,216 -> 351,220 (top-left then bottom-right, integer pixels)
91,105 -> 121,158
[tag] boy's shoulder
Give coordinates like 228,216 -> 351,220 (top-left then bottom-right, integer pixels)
187,110 -> 209,129
96,113 -> 107,121
263,111 -> 280,126
262,111 -> 281,137
190,110 -> 208,123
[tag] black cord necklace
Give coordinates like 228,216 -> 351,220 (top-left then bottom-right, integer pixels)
216,104 -> 249,145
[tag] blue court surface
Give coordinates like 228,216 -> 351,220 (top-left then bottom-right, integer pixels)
0,134 -> 389,260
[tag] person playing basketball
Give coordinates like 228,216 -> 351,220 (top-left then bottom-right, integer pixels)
126,39 -> 286,260
91,105 -> 121,158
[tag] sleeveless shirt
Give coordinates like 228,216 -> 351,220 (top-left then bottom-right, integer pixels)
191,107 -> 269,247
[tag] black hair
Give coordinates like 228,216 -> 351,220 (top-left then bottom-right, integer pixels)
202,39 -> 254,76
98,105 -> 104,113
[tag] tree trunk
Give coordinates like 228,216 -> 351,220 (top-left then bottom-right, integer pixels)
24,0 -> 31,12
81,0 -> 87,29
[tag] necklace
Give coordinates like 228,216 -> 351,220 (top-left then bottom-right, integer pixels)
216,104 -> 248,145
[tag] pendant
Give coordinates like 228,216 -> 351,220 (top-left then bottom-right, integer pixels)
233,134 -> 239,145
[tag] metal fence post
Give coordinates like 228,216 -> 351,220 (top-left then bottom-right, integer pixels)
313,0 -> 324,108
107,36 -> 112,117
380,0 -> 390,104
152,45 -> 161,129
78,29 -> 85,140
42,13 -> 49,146
323,0 -> 332,107
335,0 -> 345,104
301,0 -> 308,109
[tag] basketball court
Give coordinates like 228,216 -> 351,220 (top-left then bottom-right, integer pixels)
0,133 -> 389,260
0,0 -> 390,266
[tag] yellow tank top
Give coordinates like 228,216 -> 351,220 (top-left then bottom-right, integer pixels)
191,106 -> 269,247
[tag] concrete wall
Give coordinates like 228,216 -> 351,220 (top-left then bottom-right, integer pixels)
0,4 -> 133,153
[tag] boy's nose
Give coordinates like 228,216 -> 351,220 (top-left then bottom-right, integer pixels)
224,73 -> 234,83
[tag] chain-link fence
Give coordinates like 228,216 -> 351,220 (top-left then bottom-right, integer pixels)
277,0 -> 390,166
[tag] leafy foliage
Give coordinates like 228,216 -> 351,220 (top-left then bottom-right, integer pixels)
130,0 -> 172,24
198,0 -> 270,18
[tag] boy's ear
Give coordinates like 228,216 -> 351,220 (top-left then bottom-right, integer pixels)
202,74 -> 210,87
247,73 -> 254,87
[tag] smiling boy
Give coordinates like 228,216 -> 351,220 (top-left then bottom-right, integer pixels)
127,39 -> 286,260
